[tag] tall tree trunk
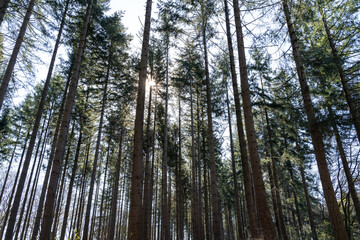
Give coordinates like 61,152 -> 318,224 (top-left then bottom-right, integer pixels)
50,123 -> 74,239
201,2 -> 223,238
149,88 -> 158,240
83,55 -> 110,240
260,77 -> 289,240
328,107 -> 360,222
297,140 -> 318,240
97,133 -> 112,239
267,162 -> 282,238
14,116 -> 49,240
321,13 -> 360,143
177,90 -> 184,240
38,1 -> 93,239
0,127 -> 21,205
288,164 -> 304,239
3,1 -> 69,238
108,128 -> 123,240
74,141 -> 91,238
143,81 -> 153,240
59,125 -> 84,240
31,63 -> 73,240
232,0 -> 277,238
128,0 -> 152,239
0,130 -> 29,240
190,77 -> 200,240
161,35 -> 170,240
282,1 -> 348,239
224,71 -> 244,239
196,95 -> 204,240
0,0 -> 10,26
203,138 -> 211,240
0,0 -> 36,110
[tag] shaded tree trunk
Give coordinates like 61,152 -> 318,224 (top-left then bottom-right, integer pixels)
14,116 -> 49,240
201,2 -> 223,238
51,122 -> 75,239
38,1 -> 93,238
83,54 -> 110,240
143,80 -> 153,240
0,127 -> 21,205
260,77 -> 289,240
128,0 -> 152,239
0,130 -> 29,239
0,0 -> 36,110
190,77 -> 201,240
108,127 -> 123,240
59,123 -> 84,240
296,139 -> 318,240
161,34 -> 170,240
177,90 -> 184,240
224,75 -> 244,239
282,1 -> 348,239
232,0 -> 277,238
328,107 -> 360,223
31,62 -> 73,240
321,13 -> 360,143
3,1 -> 70,238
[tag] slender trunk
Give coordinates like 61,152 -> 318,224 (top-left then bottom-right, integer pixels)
143,82 -> 153,240
98,135 -> 112,239
282,1 -> 348,239
90,178 -> 101,240
68,183 -> 79,238
0,0 -> 36,110
177,90 -> 184,240
149,88 -> 158,240
0,0 -> 10,26
233,0 -> 277,238
0,130 -> 29,239
83,56 -> 109,240
31,63 -> 73,240
321,13 -> 360,143
128,1 -> 152,239
190,77 -> 200,240
14,116 -> 49,240
39,2 -> 93,239
201,2 -> 223,238
226,0 -> 260,237
328,107 -> 360,222
59,127 -> 83,240
224,76 -> 244,239
0,127 -> 21,204
161,35 -> 170,240
288,164 -> 304,239
196,95 -> 204,239
51,122 -> 75,239
108,128 -> 123,240
203,141 -> 210,240
266,116 -> 288,240
260,77 -> 288,240
267,163 -> 282,238
20,143 -> 45,240
301,166 -> 318,238
4,2 -> 70,237
296,140 -> 318,240
74,141 -> 91,238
